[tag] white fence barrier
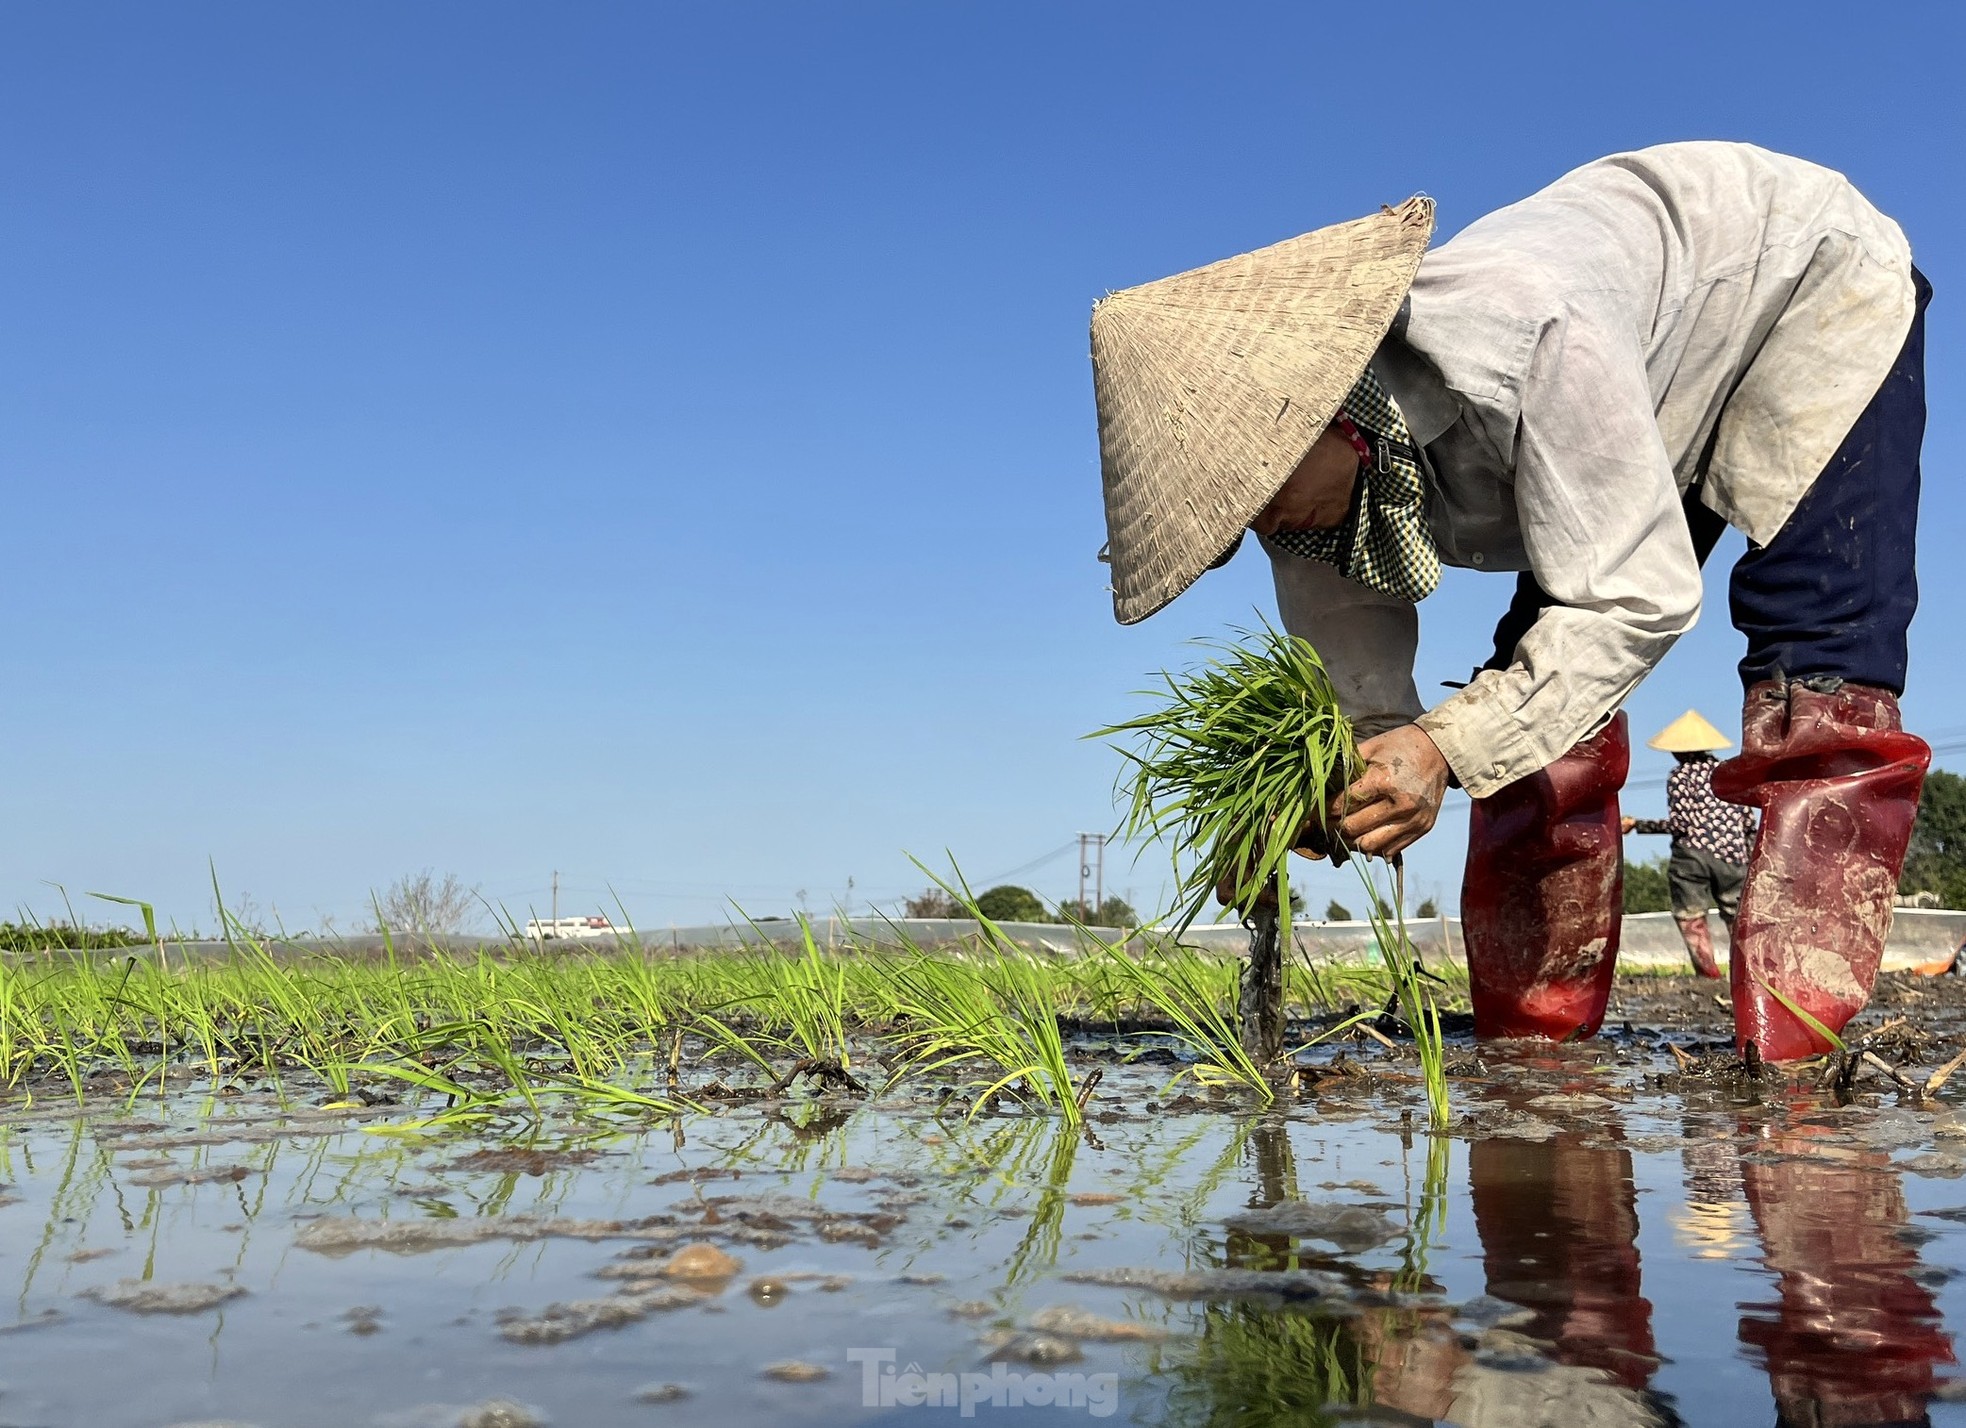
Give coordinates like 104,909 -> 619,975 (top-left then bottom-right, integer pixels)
87,907 -> 1966,973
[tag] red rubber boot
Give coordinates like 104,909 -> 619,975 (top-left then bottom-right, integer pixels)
1712,679 -> 1930,1061
1463,713 -> 1629,1040
1676,915 -> 1724,979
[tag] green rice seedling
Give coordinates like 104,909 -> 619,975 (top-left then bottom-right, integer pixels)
762,918 -> 854,1071
1361,862 -> 1450,1129
690,1006 -> 783,1080
1097,623 -> 1360,931
601,938 -> 671,1037
886,947 -> 1080,1123
1096,625 -> 1457,1119
85,893 -> 165,970
683,918 -> 861,1091
1079,937 -> 1272,1098
1085,940 -> 1376,1109
872,864 -> 1083,1120
1097,624 -> 1361,1067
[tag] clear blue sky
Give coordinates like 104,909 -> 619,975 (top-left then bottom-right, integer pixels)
4,2 -> 1961,932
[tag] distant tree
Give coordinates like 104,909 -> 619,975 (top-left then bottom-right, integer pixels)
975,884 -> 1047,923
1623,856 -> 1672,914
214,890 -> 277,939
1325,900 -> 1354,922
902,888 -> 961,919
375,870 -> 479,935
0,921 -> 144,953
1094,895 -> 1138,927
1057,895 -> 1139,927
1904,769 -> 1966,908
1416,898 -> 1439,919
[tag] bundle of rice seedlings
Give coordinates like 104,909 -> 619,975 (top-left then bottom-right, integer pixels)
1097,625 -> 1360,1067
1098,624 -> 1361,930
1097,626 -> 1454,1128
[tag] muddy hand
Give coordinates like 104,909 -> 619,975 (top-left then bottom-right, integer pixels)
1335,725 -> 1449,859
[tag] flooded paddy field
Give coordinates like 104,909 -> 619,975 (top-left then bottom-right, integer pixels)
7,967 -> 1966,1426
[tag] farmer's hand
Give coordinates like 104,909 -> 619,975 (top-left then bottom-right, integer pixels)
1619,816 -> 1637,834
1333,725 -> 1449,859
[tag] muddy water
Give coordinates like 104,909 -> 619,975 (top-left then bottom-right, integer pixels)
5,1042 -> 1966,1426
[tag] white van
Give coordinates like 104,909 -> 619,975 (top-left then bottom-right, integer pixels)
522,915 -> 614,941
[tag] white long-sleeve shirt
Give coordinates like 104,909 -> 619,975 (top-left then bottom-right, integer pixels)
1268,142 -> 1917,798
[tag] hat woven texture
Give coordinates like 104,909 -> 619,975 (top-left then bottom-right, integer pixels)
1648,710 -> 1733,753
1092,196 -> 1435,626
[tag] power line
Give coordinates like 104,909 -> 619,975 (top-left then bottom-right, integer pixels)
972,840 -> 1080,888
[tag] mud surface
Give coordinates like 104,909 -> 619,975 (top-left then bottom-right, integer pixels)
4,972 -> 1966,1425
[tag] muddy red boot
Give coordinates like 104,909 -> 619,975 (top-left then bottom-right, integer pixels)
1711,679 -> 1931,1061
1462,713 -> 1628,1040
1676,914 -> 1724,979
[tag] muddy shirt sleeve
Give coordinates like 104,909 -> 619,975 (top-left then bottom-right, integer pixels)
1264,537 -> 1424,739
1414,296 -> 1704,797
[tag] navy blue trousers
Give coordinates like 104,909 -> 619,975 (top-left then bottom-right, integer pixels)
1486,267 -> 1931,696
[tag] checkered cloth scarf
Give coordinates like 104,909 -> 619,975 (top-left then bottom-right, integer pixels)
1268,367 -> 1440,602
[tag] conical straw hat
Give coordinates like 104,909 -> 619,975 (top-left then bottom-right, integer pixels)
1092,196 -> 1436,625
1648,710 -> 1733,753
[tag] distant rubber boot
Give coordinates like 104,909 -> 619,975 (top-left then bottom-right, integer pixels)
1712,679 -> 1930,1061
1463,713 -> 1629,1040
1676,914 -> 1724,979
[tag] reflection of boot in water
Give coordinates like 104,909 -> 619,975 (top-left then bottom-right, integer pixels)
1446,1128 -> 1678,1428
1675,913 -> 1724,980
1466,1134 -> 1660,1390
1736,1120 -> 1955,1426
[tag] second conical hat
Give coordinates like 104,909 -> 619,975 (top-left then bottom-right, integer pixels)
1648,710 -> 1733,753
1092,197 -> 1436,626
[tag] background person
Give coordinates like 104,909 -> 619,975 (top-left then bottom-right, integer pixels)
1622,710 -> 1755,979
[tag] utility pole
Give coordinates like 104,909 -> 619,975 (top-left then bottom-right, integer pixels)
551,870 -> 559,925
1077,835 -> 1088,917
1077,833 -> 1106,919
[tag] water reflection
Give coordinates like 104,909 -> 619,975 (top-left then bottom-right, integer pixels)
1170,1121 -> 1465,1426
1170,1083 -> 1959,1428
0,1077 -> 1960,1426
1446,1083 -> 1956,1427
1733,1104 -> 1956,1427
1466,1126 -> 1660,1392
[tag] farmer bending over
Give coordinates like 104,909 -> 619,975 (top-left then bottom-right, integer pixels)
1622,710 -> 1756,980
1090,142 -> 1931,1060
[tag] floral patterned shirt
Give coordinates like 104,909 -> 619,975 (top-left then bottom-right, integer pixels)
1630,753 -> 1756,866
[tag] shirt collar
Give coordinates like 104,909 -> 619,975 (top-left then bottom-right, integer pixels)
1368,317 -> 1460,449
